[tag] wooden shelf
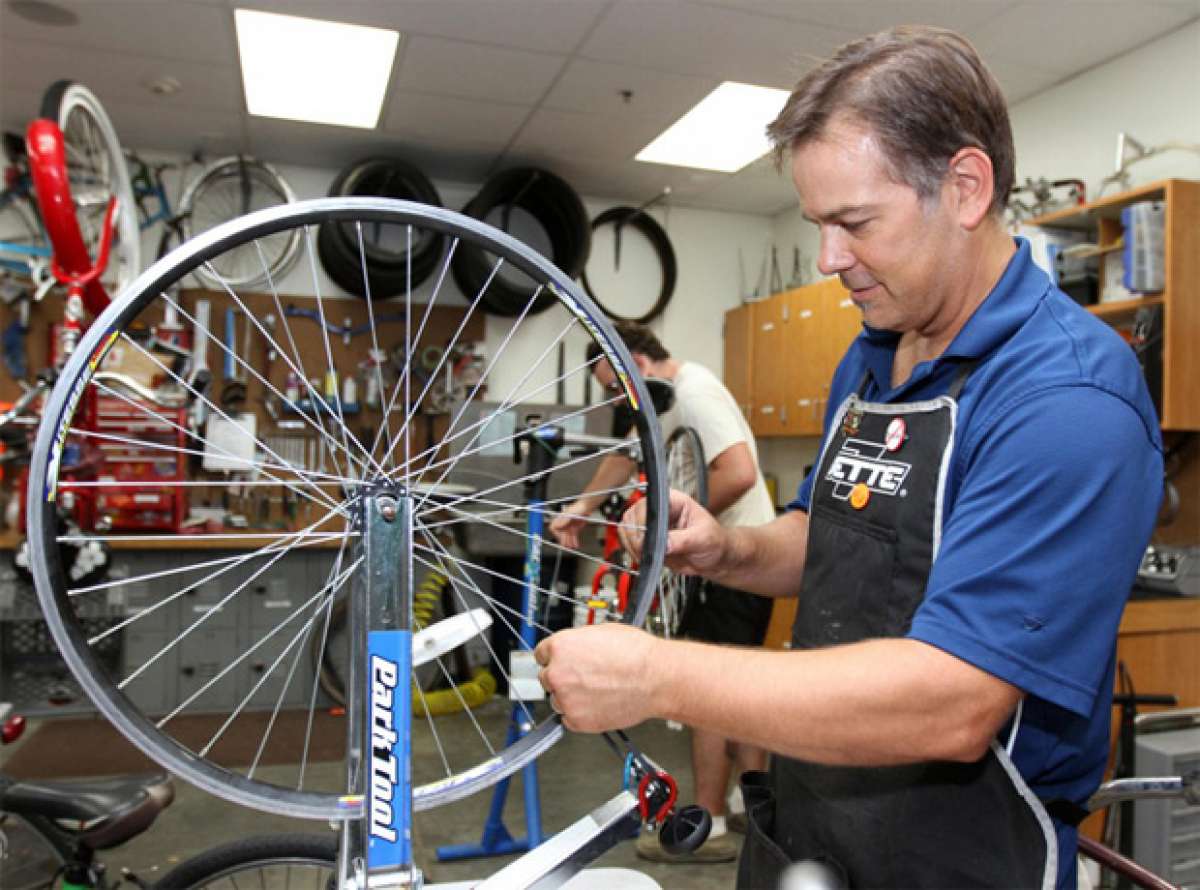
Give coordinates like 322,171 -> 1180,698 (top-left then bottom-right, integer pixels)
1029,181 -> 1169,230
1089,295 -> 1163,320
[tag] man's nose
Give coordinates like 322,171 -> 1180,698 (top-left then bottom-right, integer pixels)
816,227 -> 854,277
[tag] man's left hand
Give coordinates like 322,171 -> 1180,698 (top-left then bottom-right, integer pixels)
534,624 -> 662,732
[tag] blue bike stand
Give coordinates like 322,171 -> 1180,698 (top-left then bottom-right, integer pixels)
436,422 -> 563,862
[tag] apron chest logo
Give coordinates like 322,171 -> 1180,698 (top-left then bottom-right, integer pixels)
825,438 -> 912,500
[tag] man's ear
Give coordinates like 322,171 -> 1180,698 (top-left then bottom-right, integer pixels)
947,147 -> 995,230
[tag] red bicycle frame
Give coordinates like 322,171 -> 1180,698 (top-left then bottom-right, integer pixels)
26,117 -> 117,318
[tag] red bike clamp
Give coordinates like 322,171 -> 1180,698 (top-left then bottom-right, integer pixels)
636,769 -> 678,827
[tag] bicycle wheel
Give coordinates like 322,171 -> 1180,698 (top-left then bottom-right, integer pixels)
179,157 -> 301,290
27,197 -> 667,822
39,80 -> 140,310
151,833 -> 337,889
581,207 -> 677,324
655,426 -> 707,637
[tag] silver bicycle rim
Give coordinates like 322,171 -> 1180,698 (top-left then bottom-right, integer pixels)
179,157 -> 301,290
27,196 -> 667,821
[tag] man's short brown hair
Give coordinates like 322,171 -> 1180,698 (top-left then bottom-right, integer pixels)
586,321 -> 670,365
767,26 -> 1014,217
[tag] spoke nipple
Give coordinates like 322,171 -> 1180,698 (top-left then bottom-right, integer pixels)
376,495 -> 398,522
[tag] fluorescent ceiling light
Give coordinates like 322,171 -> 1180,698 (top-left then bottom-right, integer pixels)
235,9 -> 399,129
636,81 -> 790,173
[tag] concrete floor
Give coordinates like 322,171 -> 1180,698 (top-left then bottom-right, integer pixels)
1,700 -> 740,889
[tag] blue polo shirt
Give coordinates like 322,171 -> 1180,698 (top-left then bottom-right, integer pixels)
790,239 -> 1163,888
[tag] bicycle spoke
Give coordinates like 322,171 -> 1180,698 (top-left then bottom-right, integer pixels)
368,239 -> 457,469
163,293 -> 373,483
407,316 -> 584,507
118,512 -> 349,690
191,557 -> 359,753
414,532 -> 537,729
295,540 -> 351,792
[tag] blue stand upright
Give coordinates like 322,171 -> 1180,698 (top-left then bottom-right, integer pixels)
436,423 -> 563,862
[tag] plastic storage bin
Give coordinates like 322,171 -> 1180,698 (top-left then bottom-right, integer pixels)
1122,200 -> 1166,294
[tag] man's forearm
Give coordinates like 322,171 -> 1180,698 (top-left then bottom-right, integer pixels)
701,510 -> 810,597
575,453 -> 638,513
647,636 -> 1020,765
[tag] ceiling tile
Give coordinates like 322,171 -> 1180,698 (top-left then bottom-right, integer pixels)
395,35 -> 566,105
969,1 -> 1198,75
380,92 -> 529,153
234,0 -> 610,54
1,0 -> 236,65
507,107 -> 675,165
581,0 -> 855,87
688,0 -> 1014,35
542,58 -> 716,118
1,39 -> 241,117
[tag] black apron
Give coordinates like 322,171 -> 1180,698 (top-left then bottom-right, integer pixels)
737,368 -> 1058,890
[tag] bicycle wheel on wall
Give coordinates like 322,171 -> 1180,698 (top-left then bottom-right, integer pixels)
39,80 -> 140,309
178,156 -> 301,290
655,425 -> 707,637
27,197 -> 667,822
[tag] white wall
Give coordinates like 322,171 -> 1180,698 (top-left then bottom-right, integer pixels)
1009,20 -> 1200,201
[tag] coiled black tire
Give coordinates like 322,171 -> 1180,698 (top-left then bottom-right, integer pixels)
582,206 -> 677,324
317,157 -> 445,298
452,167 -> 590,316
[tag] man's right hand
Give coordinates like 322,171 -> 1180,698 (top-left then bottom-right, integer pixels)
620,489 -> 729,577
549,500 -> 590,550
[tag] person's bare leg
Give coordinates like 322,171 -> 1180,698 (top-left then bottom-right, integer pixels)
692,727 -> 734,817
732,741 -> 767,778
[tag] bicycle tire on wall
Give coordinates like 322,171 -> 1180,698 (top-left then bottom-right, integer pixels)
317,156 -> 446,298
581,206 -> 678,324
178,156 -> 301,290
27,197 -> 668,822
452,167 -> 590,316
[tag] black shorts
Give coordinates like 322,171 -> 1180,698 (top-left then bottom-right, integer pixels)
677,581 -> 773,647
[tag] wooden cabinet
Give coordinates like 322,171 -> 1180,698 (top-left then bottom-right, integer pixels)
722,303 -> 754,424
726,278 -> 861,438
1028,179 -> 1200,430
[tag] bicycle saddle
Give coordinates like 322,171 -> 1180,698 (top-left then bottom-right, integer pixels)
0,771 -> 174,849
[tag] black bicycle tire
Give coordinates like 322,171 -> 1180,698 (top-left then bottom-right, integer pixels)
581,206 -> 678,324
150,832 -> 337,889
317,157 -> 445,298
452,167 -> 590,316
27,196 -> 668,823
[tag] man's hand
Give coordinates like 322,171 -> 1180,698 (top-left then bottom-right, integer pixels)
619,489 -> 730,577
534,624 -> 661,732
549,499 -> 591,550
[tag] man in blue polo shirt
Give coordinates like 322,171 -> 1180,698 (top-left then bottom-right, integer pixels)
535,25 -> 1162,889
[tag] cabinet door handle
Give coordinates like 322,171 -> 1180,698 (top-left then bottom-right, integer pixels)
760,322 -> 775,332
799,309 -> 813,319
780,406 -> 787,424
760,404 -> 775,415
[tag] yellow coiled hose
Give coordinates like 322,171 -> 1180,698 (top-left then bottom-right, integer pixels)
411,570 -> 496,717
